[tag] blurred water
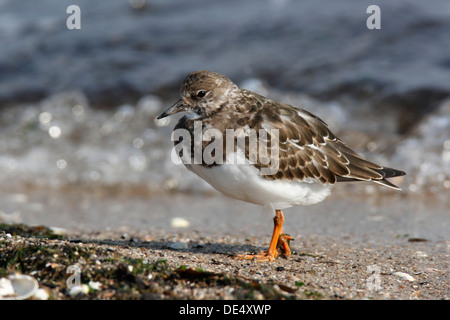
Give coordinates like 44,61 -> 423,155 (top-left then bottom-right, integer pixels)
1,0 -> 450,104
0,0 -> 448,237
0,88 -> 448,194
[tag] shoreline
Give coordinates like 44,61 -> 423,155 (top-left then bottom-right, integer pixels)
1,223 -> 448,300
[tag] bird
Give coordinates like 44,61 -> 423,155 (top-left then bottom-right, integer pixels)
156,70 -> 406,261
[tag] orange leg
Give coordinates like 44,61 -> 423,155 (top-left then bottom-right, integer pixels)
237,209 -> 293,261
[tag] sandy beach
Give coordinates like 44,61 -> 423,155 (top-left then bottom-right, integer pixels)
1,187 -> 448,300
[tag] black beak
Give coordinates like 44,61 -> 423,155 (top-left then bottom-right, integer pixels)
156,99 -> 185,119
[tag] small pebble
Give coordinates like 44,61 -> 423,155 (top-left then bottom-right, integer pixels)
49,227 -> 67,236
33,288 -> 49,300
393,272 -> 415,282
89,281 -> 102,291
69,284 -> 89,298
170,217 -> 190,228
168,242 -> 189,250
415,251 -> 428,258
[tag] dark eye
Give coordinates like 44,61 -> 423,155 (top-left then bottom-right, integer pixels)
197,90 -> 207,98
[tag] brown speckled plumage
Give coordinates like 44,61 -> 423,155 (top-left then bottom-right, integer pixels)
161,70 -> 405,189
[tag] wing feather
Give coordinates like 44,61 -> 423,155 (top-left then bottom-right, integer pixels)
241,97 -> 405,188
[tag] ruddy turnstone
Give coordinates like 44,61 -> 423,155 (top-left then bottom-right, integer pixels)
157,70 -> 406,261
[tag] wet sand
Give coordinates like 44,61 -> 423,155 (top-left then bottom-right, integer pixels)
1,222 -> 448,300
1,185 -> 448,300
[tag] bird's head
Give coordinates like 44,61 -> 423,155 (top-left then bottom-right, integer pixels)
156,70 -> 239,120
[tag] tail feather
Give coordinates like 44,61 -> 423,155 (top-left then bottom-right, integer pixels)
373,167 -> 406,190
337,166 -> 406,190
375,167 -> 406,179
373,177 -> 403,190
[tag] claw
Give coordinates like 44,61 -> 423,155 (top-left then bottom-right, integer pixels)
277,233 -> 293,257
235,210 -> 294,261
236,251 -> 277,261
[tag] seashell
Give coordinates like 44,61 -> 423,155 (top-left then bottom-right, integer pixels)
0,274 -> 39,300
170,217 -> 190,228
393,272 -> 415,282
33,288 -> 50,300
68,284 -> 89,298
168,241 -> 189,250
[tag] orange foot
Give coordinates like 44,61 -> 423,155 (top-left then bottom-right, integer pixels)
236,210 -> 294,261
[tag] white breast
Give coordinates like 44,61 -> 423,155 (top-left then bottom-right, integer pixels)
184,150 -> 331,210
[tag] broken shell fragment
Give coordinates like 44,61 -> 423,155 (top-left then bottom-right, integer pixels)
0,274 -> 39,300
